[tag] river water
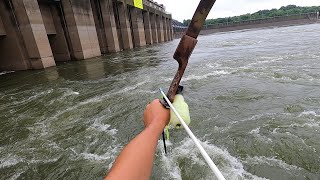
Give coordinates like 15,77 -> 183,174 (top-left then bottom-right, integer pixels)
1,23 -> 320,180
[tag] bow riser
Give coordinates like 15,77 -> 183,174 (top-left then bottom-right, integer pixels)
167,35 -> 197,102
166,0 -> 217,101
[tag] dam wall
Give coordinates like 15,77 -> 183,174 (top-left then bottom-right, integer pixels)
0,0 -> 173,71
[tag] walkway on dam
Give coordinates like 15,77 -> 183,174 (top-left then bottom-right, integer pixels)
0,0 -> 173,71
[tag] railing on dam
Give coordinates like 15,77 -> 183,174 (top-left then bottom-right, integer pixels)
144,0 -> 165,13
172,19 -> 187,39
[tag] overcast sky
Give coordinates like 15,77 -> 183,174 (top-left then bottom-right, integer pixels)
154,0 -> 319,22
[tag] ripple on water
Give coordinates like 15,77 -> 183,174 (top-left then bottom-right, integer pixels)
0,71 -> 15,76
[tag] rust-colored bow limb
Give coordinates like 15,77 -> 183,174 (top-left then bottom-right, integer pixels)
166,0 -> 217,102
161,0 -> 217,154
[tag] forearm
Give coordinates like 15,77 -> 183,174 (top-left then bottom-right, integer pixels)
105,123 -> 164,180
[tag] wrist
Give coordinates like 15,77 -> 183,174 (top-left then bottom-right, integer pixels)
147,120 -> 166,134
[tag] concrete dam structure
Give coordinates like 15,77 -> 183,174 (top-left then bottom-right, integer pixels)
0,0 -> 173,71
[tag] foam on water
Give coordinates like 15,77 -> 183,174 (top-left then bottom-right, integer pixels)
0,155 -> 59,169
0,156 -> 22,169
11,89 -> 54,106
62,88 -> 80,96
249,127 -> 261,134
299,111 -> 320,117
243,156 -> 303,171
0,71 -> 14,76
249,127 -> 272,143
89,114 -> 118,135
47,88 -> 80,105
8,171 -> 25,180
70,143 -> 122,168
159,138 -> 266,179
79,152 -> 112,161
116,81 -> 148,94
51,81 -> 147,119
161,70 -> 231,83
207,63 -> 222,68
182,71 -> 230,82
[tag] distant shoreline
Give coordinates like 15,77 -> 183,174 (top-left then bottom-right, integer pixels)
200,18 -> 319,35
174,12 -> 319,38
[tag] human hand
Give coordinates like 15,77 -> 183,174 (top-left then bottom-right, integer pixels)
143,99 -> 170,131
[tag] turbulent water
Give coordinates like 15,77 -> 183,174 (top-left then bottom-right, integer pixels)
1,23 -> 320,180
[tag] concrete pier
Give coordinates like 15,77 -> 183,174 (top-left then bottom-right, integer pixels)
150,13 -> 158,44
91,0 -> 121,53
0,16 -> 5,36
157,15 -> 164,43
117,3 -> 133,50
168,19 -> 173,40
39,2 -> 70,62
61,0 -> 101,60
163,17 -> 168,42
143,12 -> 153,45
0,0 -> 173,71
130,8 -> 146,47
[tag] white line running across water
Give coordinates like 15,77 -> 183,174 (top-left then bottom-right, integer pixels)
160,88 -> 226,180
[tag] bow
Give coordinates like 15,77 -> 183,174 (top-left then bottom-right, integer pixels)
161,0 -> 217,153
165,0 -> 217,102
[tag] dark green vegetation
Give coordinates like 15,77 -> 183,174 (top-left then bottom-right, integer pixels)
183,5 -> 320,26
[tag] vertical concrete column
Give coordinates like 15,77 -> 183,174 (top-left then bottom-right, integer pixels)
167,18 -> 171,41
91,0 -> 108,54
39,3 -> 56,35
168,18 -> 173,40
156,15 -> 164,43
117,3 -> 133,50
61,0 -> 101,60
166,18 -> 170,41
143,11 -> 153,45
150,13 -> 158,44
0,0 -> 29,70
12,0 -> 56,69
50,6 -> 71,61
96,0 -> 121,53
167,19 -> 171,41
130,8 -> 146,47
170,19 -> 174,40
39,3 -> 70,62
0,15 -> 6,36
163,17 -> 168,42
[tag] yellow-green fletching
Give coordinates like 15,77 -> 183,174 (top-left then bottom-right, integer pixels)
170,94 -> 191,128
165,126 -> 170,140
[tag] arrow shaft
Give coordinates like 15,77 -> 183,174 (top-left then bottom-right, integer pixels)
160,89 -> 226,180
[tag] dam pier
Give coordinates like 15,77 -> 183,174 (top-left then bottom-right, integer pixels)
0,0 -> 173,71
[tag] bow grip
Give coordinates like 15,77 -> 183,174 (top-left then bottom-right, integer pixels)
167,35 -> 198,102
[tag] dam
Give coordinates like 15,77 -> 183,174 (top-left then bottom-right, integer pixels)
0,0 -> 173,71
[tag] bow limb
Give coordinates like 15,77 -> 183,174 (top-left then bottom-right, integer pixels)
166,0 -> 217,102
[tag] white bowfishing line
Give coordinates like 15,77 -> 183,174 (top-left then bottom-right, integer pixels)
160,88 -> 226,180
